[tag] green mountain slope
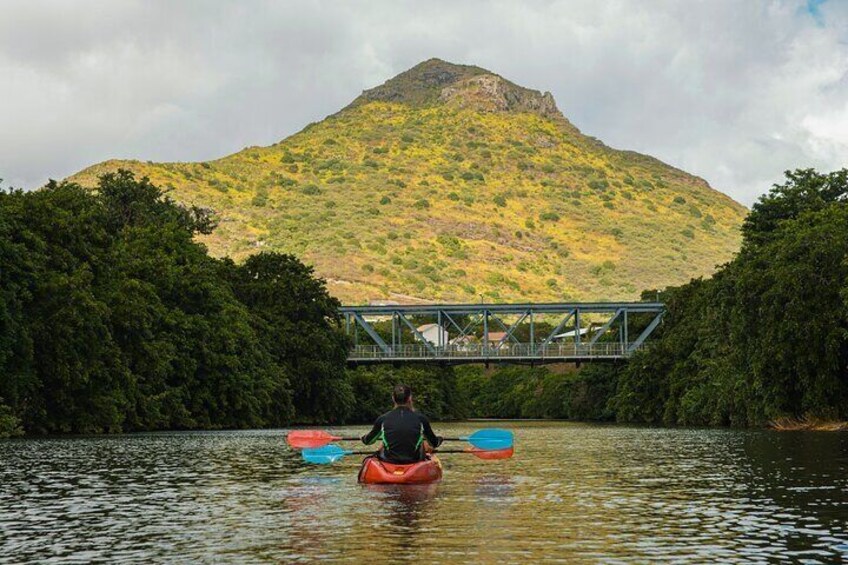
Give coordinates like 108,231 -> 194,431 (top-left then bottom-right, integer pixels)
70,58 -> 746,304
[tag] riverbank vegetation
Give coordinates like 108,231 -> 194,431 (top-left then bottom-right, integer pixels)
610,169 -> 848,426
769,417 -> 848,432
0,171 -> 349,435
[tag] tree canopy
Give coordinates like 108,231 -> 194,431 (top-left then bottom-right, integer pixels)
613,169 -> 848,425
0,171 -> 348,435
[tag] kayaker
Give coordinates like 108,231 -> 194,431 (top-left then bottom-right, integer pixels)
361,384 -> 444,464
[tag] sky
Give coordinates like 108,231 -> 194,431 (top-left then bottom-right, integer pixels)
2,0 -> 847,206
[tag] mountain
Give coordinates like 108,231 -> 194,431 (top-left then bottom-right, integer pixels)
70,58 -> 747,304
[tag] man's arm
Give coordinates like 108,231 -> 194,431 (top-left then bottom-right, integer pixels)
420,414 -> 443,448
361,415 -> 384,445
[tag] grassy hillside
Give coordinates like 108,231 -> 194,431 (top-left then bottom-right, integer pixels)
70,59 -> 746,304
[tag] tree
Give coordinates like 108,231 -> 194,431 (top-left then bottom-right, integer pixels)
742,168 -> 848,247
0,171 -> 346,434
615,169 -> 848,425
229,252 -> 352,423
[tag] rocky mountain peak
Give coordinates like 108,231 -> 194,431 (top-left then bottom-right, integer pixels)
439,73 -> 560,118
348,58 -> 562,119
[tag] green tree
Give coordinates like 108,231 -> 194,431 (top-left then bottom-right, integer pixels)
615,169 -> 848,425
229,252 -> 351,423
0,170 -> 346,434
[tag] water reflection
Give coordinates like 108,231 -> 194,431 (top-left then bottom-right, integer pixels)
362,482 -> 440,557
474,474 -> 516,501
1,425 -> 847,563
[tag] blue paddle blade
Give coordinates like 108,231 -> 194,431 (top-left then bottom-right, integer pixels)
462,428 -> 514,450
302,444 -> 351,464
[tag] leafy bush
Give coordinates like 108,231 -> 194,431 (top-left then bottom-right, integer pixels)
0,403 -> 22,438
252,192 -> 268,207
436,235 -> 468,259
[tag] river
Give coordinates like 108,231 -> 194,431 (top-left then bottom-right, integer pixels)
1,422 -> 847,563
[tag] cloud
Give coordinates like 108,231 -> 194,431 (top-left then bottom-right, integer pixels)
2,0 -> 847,205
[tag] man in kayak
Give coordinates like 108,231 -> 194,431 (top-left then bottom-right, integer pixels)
361,384 -> 443,464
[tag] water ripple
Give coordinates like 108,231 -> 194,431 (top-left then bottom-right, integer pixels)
1,425 -> 847,563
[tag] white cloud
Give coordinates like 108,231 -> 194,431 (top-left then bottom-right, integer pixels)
2,0 -> 847,205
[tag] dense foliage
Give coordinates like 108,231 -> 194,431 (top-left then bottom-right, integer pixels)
346,364 -> 616,423
612,169 -> 848,425
0,171 -> 349,435
456,364 -> 616,420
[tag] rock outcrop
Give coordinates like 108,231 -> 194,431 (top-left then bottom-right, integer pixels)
439,73 -> 560,118
349,58 -> 561,119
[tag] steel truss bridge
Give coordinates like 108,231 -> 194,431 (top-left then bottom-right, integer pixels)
340,302 -> 665,365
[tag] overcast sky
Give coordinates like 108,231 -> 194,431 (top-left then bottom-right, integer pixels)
2,0 -> 846,205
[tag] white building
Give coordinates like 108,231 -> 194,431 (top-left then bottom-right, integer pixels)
552,325 -> 594,340
416,323 -> 448,346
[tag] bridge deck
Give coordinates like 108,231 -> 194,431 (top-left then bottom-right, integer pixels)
341,301 -> 664,365
348,343 -> 642,364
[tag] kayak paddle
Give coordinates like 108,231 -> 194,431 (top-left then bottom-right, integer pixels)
302,444 -> 356,464
301,444 -> 514,464
288,428 -> 513,450
451,428 -> 513,450
286,430 -> 360,449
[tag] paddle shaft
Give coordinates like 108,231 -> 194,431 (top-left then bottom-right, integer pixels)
327,437 -> 465,442
342,449 -> 484,455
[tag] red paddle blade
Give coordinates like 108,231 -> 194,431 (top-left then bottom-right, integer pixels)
286,430 -> 340,449
470,447 -> 514,460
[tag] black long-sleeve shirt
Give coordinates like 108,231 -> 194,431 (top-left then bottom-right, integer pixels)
362,406 -> 442,463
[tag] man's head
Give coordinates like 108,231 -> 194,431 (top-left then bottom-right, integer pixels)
392,384 -> 412,406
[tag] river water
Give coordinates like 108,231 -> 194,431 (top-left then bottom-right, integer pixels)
1,422 -> 847,563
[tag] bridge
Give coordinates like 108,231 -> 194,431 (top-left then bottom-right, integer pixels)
340,302 -> 665,365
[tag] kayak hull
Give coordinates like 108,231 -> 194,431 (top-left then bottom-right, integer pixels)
357,455 -> 443,485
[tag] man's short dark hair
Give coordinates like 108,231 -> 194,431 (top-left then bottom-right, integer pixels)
392,384 -> 412,404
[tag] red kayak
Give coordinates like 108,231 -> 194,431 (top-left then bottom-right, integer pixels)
357,455 -> 443,485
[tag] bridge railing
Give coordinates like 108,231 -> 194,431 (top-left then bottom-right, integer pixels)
348,342 -> 643,361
